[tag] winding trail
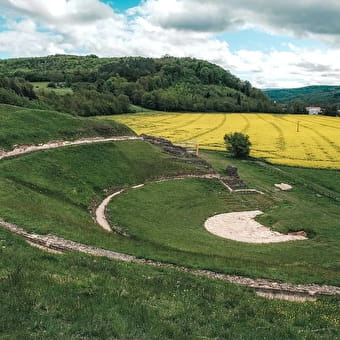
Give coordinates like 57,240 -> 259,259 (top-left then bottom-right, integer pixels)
96,175 -> 263,234
0,136 -> 142,160
96,174 -> 220,233
1,217 -> 339,301
0,136 -> 339,300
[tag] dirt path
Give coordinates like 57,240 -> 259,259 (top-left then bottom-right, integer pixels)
95,174 -> 220,232
0,136 -> 143,160
1,218 -> 339,301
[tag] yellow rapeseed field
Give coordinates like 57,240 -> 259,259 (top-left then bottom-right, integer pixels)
103,113 -> 340,169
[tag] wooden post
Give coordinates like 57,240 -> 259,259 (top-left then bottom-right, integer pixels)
195,143 -> 199,156
296,121 -> 300,132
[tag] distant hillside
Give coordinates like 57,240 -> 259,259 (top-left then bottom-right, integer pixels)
264,85 -> 340,106
0,55 -> 278,115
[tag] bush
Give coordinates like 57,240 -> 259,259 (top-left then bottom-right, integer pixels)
224,132 -> 251,158
47,82 -> 57,88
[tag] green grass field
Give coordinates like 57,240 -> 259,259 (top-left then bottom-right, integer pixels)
32,81 -> 73,95
0,105 -> 339,338
0,104 -> 133,150
2,227 -> 339,339
0,139 -> 338,285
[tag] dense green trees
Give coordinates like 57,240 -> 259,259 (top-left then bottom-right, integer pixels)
324,103 -> 338,116
0,76 -> 36,99
286,100 -> 307,114
0,76 -> 44,109
0,55 -> 279,115
265,85 -> 340,111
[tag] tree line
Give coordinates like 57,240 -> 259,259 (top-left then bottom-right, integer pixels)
0,55 -> 281,116
265,86 -> 340,116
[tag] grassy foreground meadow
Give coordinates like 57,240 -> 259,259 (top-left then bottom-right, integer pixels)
108,112 -> 340,169
2,228 -> 339,339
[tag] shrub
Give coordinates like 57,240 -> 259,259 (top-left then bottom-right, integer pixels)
47,82 -> 57,88
224,132 -> 251,158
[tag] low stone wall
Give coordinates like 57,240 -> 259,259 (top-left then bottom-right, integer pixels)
141,134 -> 214,170
219,179 -> 264,195
1,218 -> 339,301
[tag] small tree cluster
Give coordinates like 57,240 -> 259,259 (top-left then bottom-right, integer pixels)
224,132 -> 251,158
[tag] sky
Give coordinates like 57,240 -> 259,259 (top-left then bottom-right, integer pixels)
0,0 -> 340,88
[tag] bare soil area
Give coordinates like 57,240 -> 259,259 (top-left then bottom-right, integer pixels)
204,210 -> 307,243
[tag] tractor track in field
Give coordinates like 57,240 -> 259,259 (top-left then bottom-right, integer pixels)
279,116 -> 340,154
240,114 -> 251,134
0,136 -> 339,301
296,116 -> 340,131
256,114 -> 286,152
134,114 -> 184,133
275,115 -> 338,164
147,113 -> 206,137
177,114 -> 227,143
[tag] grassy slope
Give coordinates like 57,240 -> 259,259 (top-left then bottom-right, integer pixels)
108,176 -> 339,285
0,141 -> 338,285
0,141 -> 211,252
0,104 -> 133,150
1,229 -> 339,339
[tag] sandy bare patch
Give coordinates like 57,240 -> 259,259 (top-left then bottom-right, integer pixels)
275,183 -> 293,191
205,210 -> 307,243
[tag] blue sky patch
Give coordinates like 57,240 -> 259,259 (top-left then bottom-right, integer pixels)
216,29 -> 326,52
104,0 -> 141,12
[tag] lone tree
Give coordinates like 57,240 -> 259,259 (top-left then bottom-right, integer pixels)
224,132 -> 251,158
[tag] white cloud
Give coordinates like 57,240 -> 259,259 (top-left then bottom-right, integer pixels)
0,29 -> 69,56
228,47 -> 340,88
7,18 -> 37,33
135,0 -> 340,44
4,0 -> 115,23
0,0 -> 340,88
130,0 -> 244,32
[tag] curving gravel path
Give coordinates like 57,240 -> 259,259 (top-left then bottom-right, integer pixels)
0,136 -> 143,160
95,174 -> 220,233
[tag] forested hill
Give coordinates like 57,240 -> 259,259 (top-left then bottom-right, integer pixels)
264,85 -> 340,106
0,54 -> 277,116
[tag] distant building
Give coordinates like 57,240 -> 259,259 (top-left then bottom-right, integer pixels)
306,106 -> 322,115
